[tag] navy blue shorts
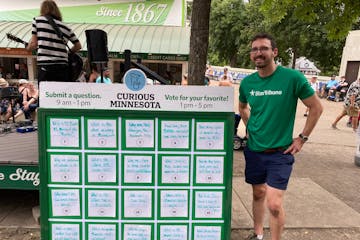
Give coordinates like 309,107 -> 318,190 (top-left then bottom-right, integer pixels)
244,147 -> 295,190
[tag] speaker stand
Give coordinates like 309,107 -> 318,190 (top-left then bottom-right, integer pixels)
98,62 -> 107,83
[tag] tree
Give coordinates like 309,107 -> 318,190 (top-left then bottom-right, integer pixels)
261,0 -> 360,39
188,0 -> 212,85
208,0 -> 348,74
261,0 -> 350,74
208,0 -> 249,67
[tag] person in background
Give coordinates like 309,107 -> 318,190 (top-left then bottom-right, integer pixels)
26,0 -> 81,82
0,66 -> 5,78
165,70 -> 175,85
335,76 -> 349,101
219,67 -> 233,85
9,79 -> 29,121
22,81 -> 39,120
181,73 -> 188,85
88,63 -> 99,83
332,77 -> 360,131
320,74 -> 338,98
239,33 -> 323,240
0,78 -> 11,122
205,64 -> 214,79
18,63 -> 28,79
337,76 -> 348,92
304,76 -> 319,116
96,68 -> 112,84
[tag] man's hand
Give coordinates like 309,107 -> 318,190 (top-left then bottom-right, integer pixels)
284,138 -> 304,155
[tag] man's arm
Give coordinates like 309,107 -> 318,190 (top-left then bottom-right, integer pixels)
284,94 -> 323,154
238,101 -> 250,127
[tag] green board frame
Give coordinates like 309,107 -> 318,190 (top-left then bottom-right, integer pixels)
38,108 -> 233,240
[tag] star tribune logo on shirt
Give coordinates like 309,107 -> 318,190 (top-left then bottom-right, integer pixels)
250,89 -> 283,96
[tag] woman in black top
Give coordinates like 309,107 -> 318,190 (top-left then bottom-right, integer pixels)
26,0 -> 82,82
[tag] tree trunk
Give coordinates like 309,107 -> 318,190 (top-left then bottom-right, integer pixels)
188,0 -> 212,85
230,53 -> 238,68
292,48 -> 297,69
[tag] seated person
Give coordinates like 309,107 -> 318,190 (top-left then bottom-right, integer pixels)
11,79 -> 29,121
336,76 -> 349,101
0,78 -> 10,121
337,76 -> 349,91
320,74 -> 339,98
22,81 -> 39,120
0,79 -> 21,123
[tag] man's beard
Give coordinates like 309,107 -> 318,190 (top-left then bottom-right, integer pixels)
254,56 -> 270,68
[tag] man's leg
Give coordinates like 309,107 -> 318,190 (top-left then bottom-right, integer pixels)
252,184 -> 266,236
351,111 -> 359,131
332,108 -> 347,128
266,186 -> 285,240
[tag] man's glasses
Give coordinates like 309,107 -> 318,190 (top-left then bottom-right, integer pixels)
250,47 -> 272,53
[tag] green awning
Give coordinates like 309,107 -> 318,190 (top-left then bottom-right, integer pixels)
0,21 -> 190,58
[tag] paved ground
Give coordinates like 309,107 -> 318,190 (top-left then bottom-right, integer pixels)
1,95 -> 360,239
231,96 -> 360,239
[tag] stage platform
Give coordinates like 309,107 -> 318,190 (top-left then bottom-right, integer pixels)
0,130 -> 38,165
0,130 -> 39,190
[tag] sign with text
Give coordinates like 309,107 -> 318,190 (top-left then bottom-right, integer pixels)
0,165 -> 39,190
40,82 -> 233,112
0,0 -> 185,26
38,82 -> 233,240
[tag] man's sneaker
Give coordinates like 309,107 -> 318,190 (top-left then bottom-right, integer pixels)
246,233 -> 263,240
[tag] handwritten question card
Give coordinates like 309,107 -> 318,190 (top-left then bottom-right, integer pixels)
123,155 -> 153,184
87,119 -> 117,148
51,189 -> 80,217
87,190 -> 117,218
194,191 -> 223,219
195,156 -> 224,184
49,118 -> 79,147
161,120 -> 190,149
196,122 -> 224,150
52,224 -> 80,240
87,155 -> 117,183
125,119 -> 154,148
50,154 -> 80,183
123,190 -> 152,218
161,156 -> 190,184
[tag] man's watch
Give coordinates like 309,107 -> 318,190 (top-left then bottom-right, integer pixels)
299,133 -> 309,143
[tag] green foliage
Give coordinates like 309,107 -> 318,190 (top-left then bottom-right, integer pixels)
208,0 -> 247,67
208,0 -> 351,74
261,0 -> 360,40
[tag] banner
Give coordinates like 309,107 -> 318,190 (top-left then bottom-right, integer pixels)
0,165 -> 39,190
40,82 -> 234,113
0,0 -> 185,26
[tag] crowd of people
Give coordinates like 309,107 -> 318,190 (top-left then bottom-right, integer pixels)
305,73 -> 360,132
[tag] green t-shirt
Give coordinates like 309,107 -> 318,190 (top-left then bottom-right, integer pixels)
239,66 -> 314,152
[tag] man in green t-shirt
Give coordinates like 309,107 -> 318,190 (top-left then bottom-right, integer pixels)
239,33 -> 323,240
